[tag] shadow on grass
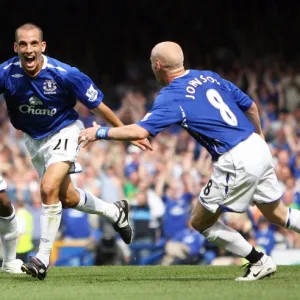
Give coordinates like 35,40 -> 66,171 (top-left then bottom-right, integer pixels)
3,274 -> 235,283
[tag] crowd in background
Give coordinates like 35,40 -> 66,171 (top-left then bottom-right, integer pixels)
0,50 -> 300,266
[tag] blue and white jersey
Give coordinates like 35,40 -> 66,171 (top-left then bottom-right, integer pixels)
137,70 -> 254,160
0,55 -> 104,139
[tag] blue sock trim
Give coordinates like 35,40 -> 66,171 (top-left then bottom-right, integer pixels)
225,173 -> 230,195
69,170 -> 83,174
84,191 -> 87,205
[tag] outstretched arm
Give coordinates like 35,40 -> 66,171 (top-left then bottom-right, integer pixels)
91,102 -> 125,127
92,102 -> 150,140
79,121 -> 150,148
90,102 -> 152,150
80,93 -> 181,149
106,124 -> 149,140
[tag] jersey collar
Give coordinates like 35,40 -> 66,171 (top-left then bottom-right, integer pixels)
18,55 -> 47,70
42,55 -> 48,69
175,70 -> 190,79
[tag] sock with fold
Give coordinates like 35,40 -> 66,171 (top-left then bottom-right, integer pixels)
36,202 -> 62,267
285,208 -> 300,233
0,205 -> 18,263
202,221 -> 253,258
75,188 -> 119,223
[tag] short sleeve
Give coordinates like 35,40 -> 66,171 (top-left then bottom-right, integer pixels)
137,94 -> 182,136
64,67 -> 104,109
223,79 -> 253,111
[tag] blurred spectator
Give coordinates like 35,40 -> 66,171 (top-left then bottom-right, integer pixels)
138,180 -> 165,240
289,152 -> 300,180
116,91 -> 147,124
131,190 -> 152,242
28,193 -> 42,249
161,179 -> 194,239
15,199 -> 34,262
124,170 -> 140,201
60,210 -> 92,241
124,145 -> 141,178
94,223 -> 127,266
161,221 -> 206,265
254,217 -> 276,256
101,164 -> 124,204
281,67 -> 300,113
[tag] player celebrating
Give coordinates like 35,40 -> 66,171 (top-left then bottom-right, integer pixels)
80,41 -> 300,281
0,23 -> 151,280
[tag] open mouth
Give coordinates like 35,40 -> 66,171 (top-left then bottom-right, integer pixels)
24,56 -> 36,69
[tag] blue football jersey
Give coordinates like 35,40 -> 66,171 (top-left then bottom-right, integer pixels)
137,70 -> 255,160
0,55 -> 104,139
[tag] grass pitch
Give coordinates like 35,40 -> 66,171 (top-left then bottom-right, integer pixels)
1,265 -> 300,300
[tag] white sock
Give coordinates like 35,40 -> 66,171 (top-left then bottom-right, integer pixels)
202,221 -> 252,257
285,208 -> 300,233
36,202 -> 62,267
75,188 -> 119,223
0,206 -> 18,263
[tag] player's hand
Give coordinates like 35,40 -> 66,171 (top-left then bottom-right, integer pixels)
79,122 -> 153,151
130,138 -> 153,151
79,121 -> 100,148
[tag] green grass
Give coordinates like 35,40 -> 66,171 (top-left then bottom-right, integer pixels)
1,265 -> 300,300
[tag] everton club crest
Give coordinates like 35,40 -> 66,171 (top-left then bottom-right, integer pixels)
43,80 -> 57,94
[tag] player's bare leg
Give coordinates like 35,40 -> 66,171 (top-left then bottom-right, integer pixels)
191,202 -> 255,258
190,201 -> 222,232
59,175 -> 133,244
0,191 -> 24,274
191,201 -> 276,281
21,162 -> 70,280
256,199 -> 300,232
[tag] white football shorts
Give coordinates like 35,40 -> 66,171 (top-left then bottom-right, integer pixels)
24,120 -> 84,178
199,133 -> 283,213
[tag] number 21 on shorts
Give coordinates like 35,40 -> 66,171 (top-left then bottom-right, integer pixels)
53,138 -> 68,151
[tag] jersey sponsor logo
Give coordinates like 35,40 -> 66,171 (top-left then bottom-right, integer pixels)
19,96 -> 57,116
85,84 -> 98,102
11,73 -> 23,78
43,80 -> 57,94
29,96 -> 43,105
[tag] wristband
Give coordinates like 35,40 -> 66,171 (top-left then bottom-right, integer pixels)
96,127 -> 110,140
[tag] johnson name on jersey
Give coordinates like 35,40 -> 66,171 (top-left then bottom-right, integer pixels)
137,70 -> 255,160
0,55 -> 104,139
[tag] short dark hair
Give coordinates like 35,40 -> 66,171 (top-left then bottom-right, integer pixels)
15,23 -> 43,42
